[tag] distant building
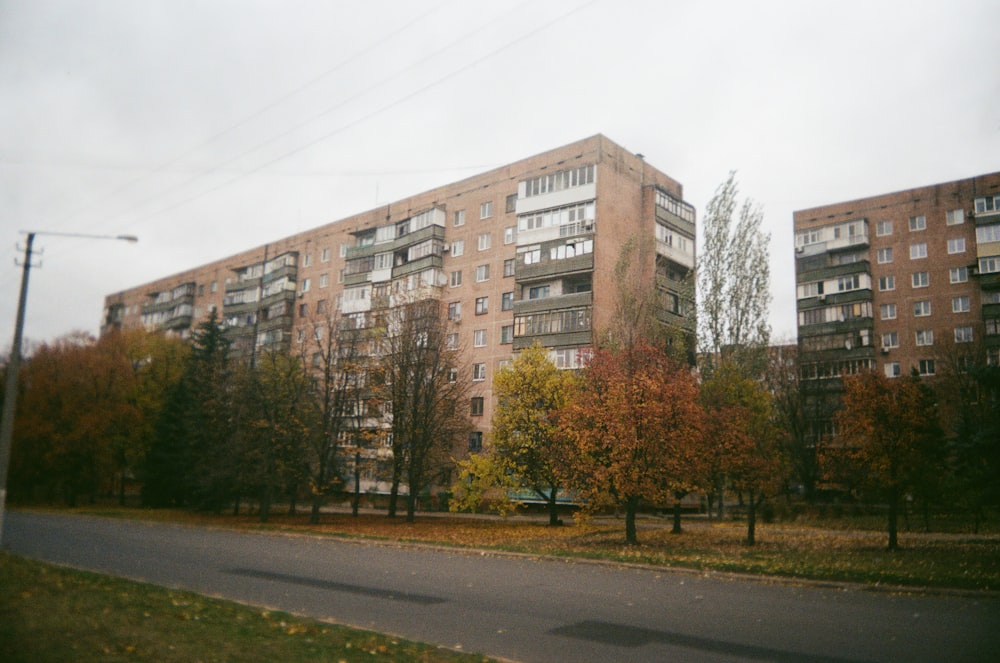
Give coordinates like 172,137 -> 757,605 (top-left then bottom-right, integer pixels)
103,134 -> 698,492
793,172 -> 1000,438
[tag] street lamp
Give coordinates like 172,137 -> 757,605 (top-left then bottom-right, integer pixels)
0,230 -> 138,544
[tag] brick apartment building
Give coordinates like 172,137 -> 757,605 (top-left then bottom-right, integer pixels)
793,172 -> 1000,438
102,134 -> 698,493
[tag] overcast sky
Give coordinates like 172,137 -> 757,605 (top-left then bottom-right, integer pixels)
2,0 -> 999,351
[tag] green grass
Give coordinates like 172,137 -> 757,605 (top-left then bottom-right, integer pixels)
0,552 -> 494,663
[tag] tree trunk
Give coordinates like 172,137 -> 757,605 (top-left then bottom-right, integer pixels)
352,451 -> 361,517
887,486 -> 899,551
259,485 -> 271,523
547,487 -> 562,526
746,488 -> 757,546
716,480 -> 725,519
624,496 -> 639,545
671,496 -> 683,534
310,496 -> 321,525
405,491 -> 417,523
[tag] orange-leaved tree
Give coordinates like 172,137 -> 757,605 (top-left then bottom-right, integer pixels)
835,370 -> 943,550
700,360 -> 785,545
557,341 -> 705,544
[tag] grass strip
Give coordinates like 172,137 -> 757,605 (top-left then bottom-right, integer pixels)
0,551 -> 494,663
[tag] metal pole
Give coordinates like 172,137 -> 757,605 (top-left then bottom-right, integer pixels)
0,233 -> 35,545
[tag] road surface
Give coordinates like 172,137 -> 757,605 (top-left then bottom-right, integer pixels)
4,511 -> 998,662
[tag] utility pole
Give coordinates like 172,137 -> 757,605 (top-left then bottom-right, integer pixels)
0,233 -> 36,545
0,231 -> 137,545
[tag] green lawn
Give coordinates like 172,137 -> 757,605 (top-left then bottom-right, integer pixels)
0,552 -> 495,663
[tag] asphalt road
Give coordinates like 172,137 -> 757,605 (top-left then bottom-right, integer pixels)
4,511 -> 999,662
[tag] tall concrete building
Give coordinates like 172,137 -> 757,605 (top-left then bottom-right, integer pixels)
103,135 -> 697,490
793,172 -> 1000,437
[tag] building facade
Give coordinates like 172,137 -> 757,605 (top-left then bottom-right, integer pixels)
793,172 -> 1000,439
102,135 -> 697,492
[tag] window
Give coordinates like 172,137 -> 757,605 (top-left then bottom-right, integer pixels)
448,302 -> 461,321
321,247 -> 331,262
876,220 -> 893,236
882,332 -> 899,348
454,210 -> 465,226
478,233 -> 491,251
952,296 -> 971,313
498,359 -> 513,372
450,270 -> 462,287
528,285 -> 550,300
210,281 -> 218,293
837,274 -> 861,292
877,248 -> 893,264
913,300 -> 931,317
471,397 -> 484,417
880,303 -> 897,320
504,226 -> 516,245
946,238 -> 966,255
912,271 -> 929,288
975,195 -> 1000,214
303,254 -> 313,267
915,330 -> 934,346
296,328 -> 305,343
977,225 -> 1000,243
522,248 -> 541,264
340,243 -> 349,258
446,333 -> 459,350
317,300 -> 327,314
879,275 -> 896,291
501,291 -> 514,311
988,319 -> 1000,336
505,193 -> 517,214
884,362 -> 901,378
451,240 -> 464,257
946,209 -> 964,226
198,284 -> 205,296
319,273 -> 329,288
476,264 -> 490,282
475,296 -> 489,315
910,243 -> 927,260
503,258 -> 515,277
299,303 -> 308,317
981,256 -> 1000,274
955,326 -> 974,343
918,359 -> 935,376
468,431 -> 483,451
473,363 -> 486,381
473,329 -> 486,347
950,266 -> 968,283
301,278 -> 311,293
909,215 -> 926,231
480,201 -> 493,219
500,325 -> 513,344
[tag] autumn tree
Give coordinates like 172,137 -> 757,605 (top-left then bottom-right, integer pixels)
296,301 -> 371,523
697,172 -> 771,516
557,342 -> 705,544
835,371 -> 944,550
453,342 -> 576,525
701,360 -> 785,545
379,299 -> 470,522
10,332 -> 139,505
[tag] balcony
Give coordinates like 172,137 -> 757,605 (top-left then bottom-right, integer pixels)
796,260 -> 871,283
516,253 -> 593,283
513,291 -> 592,317
655,239 -> 695,270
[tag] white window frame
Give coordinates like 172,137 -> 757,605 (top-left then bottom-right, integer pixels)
473,329 -> 487,347
880,303 -> 897,320
878,275 -> 895,291
451,240 -> 464,257
876,220 -> 893,237
912,271 -> 929,288
915,330 -> 934,346
909,243 -> 927,260
955,326 -> 974,343
884,362 -> 901,378
450,270 -> 462,287
909,215 -> 926,232
478,233 -> 491,251
952,296 -> 970,313
473,363 -> 487,381
454,210 -> 466,226
946,209 -> 964,226
947,238 -> 966,254
476,264 -> 490,282
877,248 -> 893,264
913,300 -> 931,317
881,332 -> 899,348
950,267 -> 968,284
480,201 -> 493,219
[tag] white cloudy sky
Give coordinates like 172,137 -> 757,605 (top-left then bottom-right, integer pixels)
2,0 -> 999,350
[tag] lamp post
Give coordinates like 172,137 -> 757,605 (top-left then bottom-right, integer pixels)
0,230 -> 138,544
